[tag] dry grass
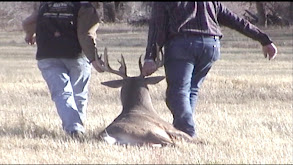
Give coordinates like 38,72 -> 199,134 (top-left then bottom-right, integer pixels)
0,23 -> 292,164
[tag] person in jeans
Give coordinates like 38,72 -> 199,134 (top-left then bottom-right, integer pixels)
22,2 -> 104,138
142,2 -> 277,138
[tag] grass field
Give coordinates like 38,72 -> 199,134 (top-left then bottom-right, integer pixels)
0,23 -> 292,164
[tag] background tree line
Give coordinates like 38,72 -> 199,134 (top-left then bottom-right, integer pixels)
0,2 -> 292,31
92,2 -> 293,27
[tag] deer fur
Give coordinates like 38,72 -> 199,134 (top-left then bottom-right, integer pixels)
96,48 -> 197,147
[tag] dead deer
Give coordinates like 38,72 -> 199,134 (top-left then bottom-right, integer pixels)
95,47 -> 196,147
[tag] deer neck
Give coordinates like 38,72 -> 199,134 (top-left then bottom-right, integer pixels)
120,84 -> 155,113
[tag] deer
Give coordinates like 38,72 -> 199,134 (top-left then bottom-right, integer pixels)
95,47 -> 198,147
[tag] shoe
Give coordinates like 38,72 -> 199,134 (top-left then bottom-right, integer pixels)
174,125 -> 196,138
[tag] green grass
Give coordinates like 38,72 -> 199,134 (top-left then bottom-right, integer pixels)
0,24 -> 292,164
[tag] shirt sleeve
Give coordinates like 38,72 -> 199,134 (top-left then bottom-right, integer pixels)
77,3 -> 100,63
22,9 -> 38,36
145,2 -> 168,60
216,2 -> 272,46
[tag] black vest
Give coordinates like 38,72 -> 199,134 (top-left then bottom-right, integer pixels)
36,2 -> 82,60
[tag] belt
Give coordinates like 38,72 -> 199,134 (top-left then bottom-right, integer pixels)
206,35 -> 220,39
180,33 -> 220,39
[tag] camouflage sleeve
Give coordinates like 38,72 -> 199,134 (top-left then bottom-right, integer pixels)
77,2 -> 100,63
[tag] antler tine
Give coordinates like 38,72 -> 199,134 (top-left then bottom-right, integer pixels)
118,54 -> 127,77
102,47 -> 127,78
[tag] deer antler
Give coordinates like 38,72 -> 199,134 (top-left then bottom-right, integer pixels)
139,43 -> 164,77
95,47 -> 127,78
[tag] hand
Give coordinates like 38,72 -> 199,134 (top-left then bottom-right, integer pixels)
263,43 -> 277,60
142,60 -> 157,76
91,59 -> 105,73
24,34 -> 36,45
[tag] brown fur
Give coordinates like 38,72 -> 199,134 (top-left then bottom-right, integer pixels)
97,76 -> 197,147
96,48 -> 202,147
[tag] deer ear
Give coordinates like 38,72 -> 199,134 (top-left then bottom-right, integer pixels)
145,76 -> 165,85
101,80 -> 123,88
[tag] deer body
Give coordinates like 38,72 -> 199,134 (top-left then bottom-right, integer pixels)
96,48 -> 194,147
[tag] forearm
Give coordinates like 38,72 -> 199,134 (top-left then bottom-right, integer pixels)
145,24 -> 157,60
78,23 -> 99,62
217,2 -> 273,45
22,10 -> 38,36
145,2 -> 167,60
77,5 -> 100,62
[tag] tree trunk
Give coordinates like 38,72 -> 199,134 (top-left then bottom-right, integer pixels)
91,2 -> 104,22
104,2 -> 116,22
290,2 -> 293,21
255,2 -> 267,27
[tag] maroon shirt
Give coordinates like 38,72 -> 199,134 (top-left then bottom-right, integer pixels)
145,1 -> 273,60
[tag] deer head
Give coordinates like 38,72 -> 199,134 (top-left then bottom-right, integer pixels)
96,47 -> 165,111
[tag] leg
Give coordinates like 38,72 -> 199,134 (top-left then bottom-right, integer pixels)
164,36 -> 221,137
164,60 -> 195,137
189,64 -> 212,112
37,58 -> 85,134
64,56 -> 91,123
163,37 -> 197,137
190,37 -> 221,111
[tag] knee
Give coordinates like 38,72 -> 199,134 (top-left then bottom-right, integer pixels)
166,86 -> 189,101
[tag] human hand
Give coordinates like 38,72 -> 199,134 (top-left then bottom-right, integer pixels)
24,34 -> 36,45
262,43 -> 277,60
91,59 -> 105,73
142,59 -> 157,76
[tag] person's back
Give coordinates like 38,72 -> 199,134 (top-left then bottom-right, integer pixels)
142,1 -> 277,138
144,2 -> 275,59
36,2 -> 82,60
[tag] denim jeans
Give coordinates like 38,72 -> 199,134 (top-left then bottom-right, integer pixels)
37,56 -> 91,134
164,35 -> 220,137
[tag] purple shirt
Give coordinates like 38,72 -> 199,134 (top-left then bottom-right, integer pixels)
145,1 -> 273,60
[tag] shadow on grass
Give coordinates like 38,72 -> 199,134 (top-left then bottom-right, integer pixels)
0,123 -> 103,143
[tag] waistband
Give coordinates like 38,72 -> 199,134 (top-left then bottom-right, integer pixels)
179,33 -> 220,39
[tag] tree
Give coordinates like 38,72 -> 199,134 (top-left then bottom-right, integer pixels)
289,1 -> 293,21
91,1 -> 124,23
256,2 -> 267,26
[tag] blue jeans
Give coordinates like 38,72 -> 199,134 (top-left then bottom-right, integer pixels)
164,35 -> 220,137
37,56 -> 91,134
